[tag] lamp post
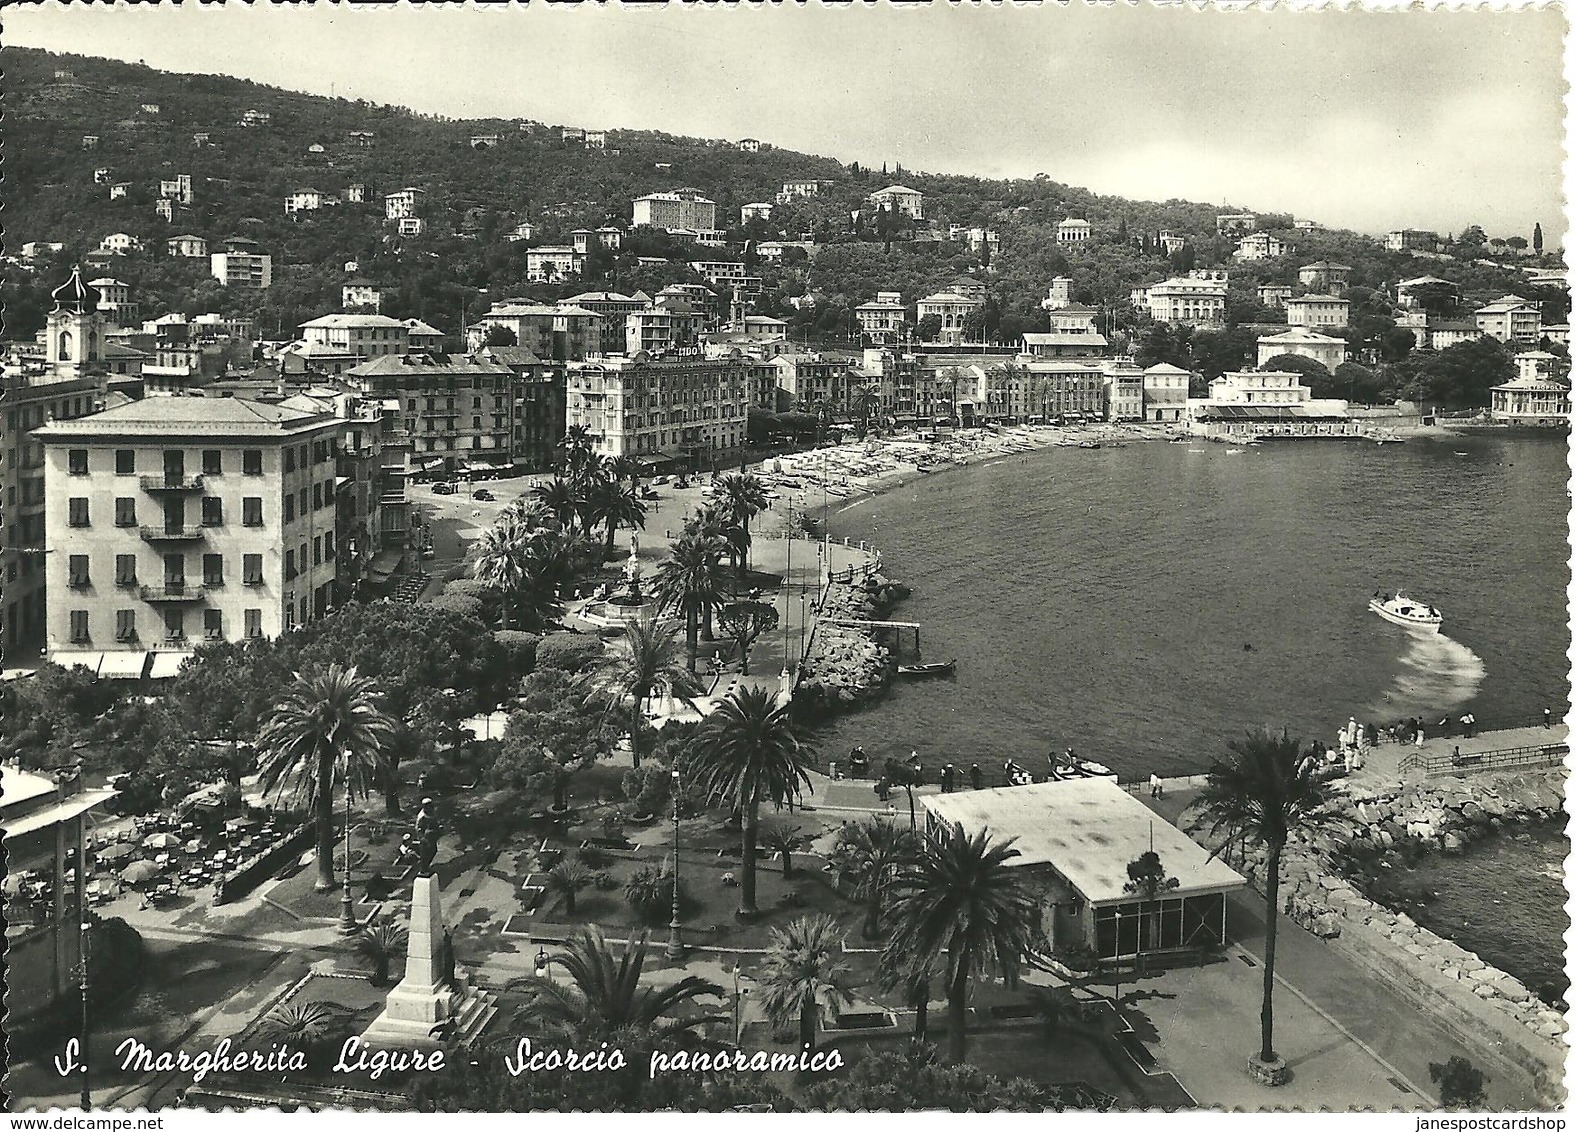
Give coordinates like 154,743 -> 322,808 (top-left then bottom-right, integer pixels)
666,769 -> 683,960
733,962 -> 751,1045
535,945 -> 553,982
1112,910 -> 1124,1017
339,777 -> 356,934
77,799 -> 91,1110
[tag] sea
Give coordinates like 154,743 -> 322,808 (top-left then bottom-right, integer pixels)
818,432 -> 1571,780
816,430 -> 1572,992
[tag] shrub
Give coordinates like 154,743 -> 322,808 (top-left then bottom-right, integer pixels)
622,764 -> 673,817
429,593 -> 486,622
444,578 -> 493,602
578,844 -> 611,869
536,631 -> 605,673
593,871 -> 618,891
494,630 -> 539,677
626,864 -> 688,924
1430,1056 -> 1488,1109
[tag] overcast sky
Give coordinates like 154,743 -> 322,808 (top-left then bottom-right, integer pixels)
10,3 -> 1567,241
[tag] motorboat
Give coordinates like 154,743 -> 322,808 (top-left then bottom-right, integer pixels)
897,658 -> 956,678
1368,593 -> 1443,632
1077,440 -> 1102,450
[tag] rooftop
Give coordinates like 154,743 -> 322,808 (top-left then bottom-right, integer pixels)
920,779 -> 1245,905
35,396 -> 335,439
300,313 -> 406,330
349,353 -> 512,378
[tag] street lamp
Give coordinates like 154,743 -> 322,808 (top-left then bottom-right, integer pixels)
666,769 -> 683,960
535,945 -> 552,980
733,962 -> 751,1045
1112,910 -> 1124,1017
339,777 -> 357,934
78,800 -> 91,1110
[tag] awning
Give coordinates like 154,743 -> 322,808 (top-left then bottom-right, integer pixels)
147,652 -> 193,680
367,550 -> 403,582
50,651 -> 150,679
1195,404 -> 1349,422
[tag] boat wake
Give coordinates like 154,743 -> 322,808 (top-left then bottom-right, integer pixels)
1370,631 -> 1487,719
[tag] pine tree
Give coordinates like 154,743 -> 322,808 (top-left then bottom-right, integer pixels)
1533,222 -> 1544,254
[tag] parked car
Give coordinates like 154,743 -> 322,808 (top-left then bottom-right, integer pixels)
473,488 -> 495,502
432,482 -> 457,495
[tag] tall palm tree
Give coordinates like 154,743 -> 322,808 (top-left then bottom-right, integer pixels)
851,383 -> 882,435
758,913 -> 856,1051
512,925 -> 726,1043
683,686 -> 814,918
557,425 -> 598,487
883,821 -> 1044,1062
533,477 -> 580,534
258,665 -> 395,891
650,532 -> 727,671
584,617 -> 702,767
1193,727 -> 1337,1071
589,478 -> 649,561
715,473 -> 769,577
832,818 -> 918,938
471,520 -> 527,629
607,453 -> 643,494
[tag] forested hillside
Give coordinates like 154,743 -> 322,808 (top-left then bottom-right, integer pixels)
5,45 -> 1563,377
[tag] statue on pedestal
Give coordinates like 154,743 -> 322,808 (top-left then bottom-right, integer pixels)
621,536 -> 643,604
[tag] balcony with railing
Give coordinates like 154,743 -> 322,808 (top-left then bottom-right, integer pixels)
139,584 -> 208,603
140,525 -> 206,543
140,475 -> 206,493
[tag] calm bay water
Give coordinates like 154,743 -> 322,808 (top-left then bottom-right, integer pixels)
819,434 -> 1572,780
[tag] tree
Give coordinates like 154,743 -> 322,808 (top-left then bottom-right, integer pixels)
493,667 -> 615,812
356,918 -> 408,987
472,520 -> 529,630
257,1001 -> 345,1058
682,685 -> 814,918
1429,1056 -> 1489,1109
1259,351 -> 1331,379
512,926 -> 726,1043
883,821 -> 1044,1062
651,532 -> 727,672
257,665 -> 395,891
1533,222 -> 1544,254
761,822 -> 808,876
1505,236 -> 1528,252
1406,337 -> 1517,408
1121,850 -> 1179,963
483,324 -> 517,347
1193,727 -> 1337,1071
758,913 -> 856,1052
587,477 -> 648,561
584,617 -> 702,766
915,313 -> 943,342
547,856 -> 594,916
833,818 -> 919,938
713,472 -> 769,576
715,601 -> 778,676
1456,224 -> 1487,248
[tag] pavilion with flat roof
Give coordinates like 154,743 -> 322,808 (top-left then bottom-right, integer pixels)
921,778 -> 1245,961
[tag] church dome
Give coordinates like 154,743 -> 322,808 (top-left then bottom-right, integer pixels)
50,267 -> 99,313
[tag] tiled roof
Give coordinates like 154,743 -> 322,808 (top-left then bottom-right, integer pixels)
35,396 -> 332,438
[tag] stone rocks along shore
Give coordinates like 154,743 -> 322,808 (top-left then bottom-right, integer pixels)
1182,767 -> 1569,1052
794,571 -> 910,713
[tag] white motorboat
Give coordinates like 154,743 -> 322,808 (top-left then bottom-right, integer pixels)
1368,593 -> 1443,631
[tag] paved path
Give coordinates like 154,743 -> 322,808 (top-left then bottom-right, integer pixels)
1139,789 -> 1549,1109
1349,723 -> 1568,786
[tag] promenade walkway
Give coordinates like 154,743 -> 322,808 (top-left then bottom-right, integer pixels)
1139,788 -> 1551,1109
1350,722 -> 1568,787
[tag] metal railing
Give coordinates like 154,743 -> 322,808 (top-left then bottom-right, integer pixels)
139,475 -> 205,492
1399,741 -> 1569,777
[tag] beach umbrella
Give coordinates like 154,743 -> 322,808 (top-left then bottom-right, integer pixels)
142,832 -> 180,850
98,843 -> 135,862
120,861 -> 159,885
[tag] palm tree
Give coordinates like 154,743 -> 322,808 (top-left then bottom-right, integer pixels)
1122,850 -> 1180,968
650,532 -> 727,671
512,925 -> 726,1043
258,665 -> 395,891
1193,727 -> 1337,1072
607,453 -> 643,494
877,946 -> 936,1046
471,520 -> 527,629
683,686 -> 814,918
758,914 -> 856,1052
547,856 -> 594,916
585,617 -> 702,767
832,818 -> 917,938
883,821 -> 1044,1062
533,477 -> 580,534
851,383 -> 882,435
257,1001 -> 345,1058
588,477 -> 649,560
762,823 -> 808,877
715,473 -> 769,577
557,425 -> 598,487
356,918 -> 408,987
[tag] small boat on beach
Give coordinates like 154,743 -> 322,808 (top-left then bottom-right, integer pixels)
897,658 -> 957,678
1368,593 -> 1443,632
1077,440 -> 1102,450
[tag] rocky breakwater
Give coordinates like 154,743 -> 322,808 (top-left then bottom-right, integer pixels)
1183,768 -> 1569,1060
794,571 -> 910,714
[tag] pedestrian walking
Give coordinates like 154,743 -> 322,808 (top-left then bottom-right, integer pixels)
941,764 -> 957,793
1415,722 -> 1425,747
1544,707 -> 1553,729
1149,772 -> 1163,800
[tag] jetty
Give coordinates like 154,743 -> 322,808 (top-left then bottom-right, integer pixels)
1351,721 -> 1569,787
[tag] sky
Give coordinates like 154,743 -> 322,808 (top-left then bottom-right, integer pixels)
8,3 -> 1568,242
